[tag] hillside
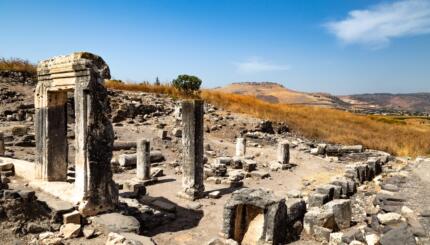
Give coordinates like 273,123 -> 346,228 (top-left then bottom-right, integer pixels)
341,93 -> 430,113
215,82 -> 430,114
214,82 -> 349,108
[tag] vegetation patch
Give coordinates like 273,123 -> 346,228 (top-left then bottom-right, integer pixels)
0,58 -> 36,75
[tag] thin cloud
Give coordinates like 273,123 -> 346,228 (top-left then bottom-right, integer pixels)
325,0 -> 430,48
235,58 -> 289,73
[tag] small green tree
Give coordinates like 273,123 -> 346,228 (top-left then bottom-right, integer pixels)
155,77 -> 160,86
172,74 -> 202,94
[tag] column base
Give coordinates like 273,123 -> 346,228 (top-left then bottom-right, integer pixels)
177,188 -> 204,201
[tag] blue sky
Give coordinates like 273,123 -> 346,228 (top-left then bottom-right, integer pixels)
1,0 -> 430,95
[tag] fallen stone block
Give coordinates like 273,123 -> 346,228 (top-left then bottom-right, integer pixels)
118,151 -> 166,167
303,207 -> 335,235
315,184 -> 336,201
313,225 -> 331,243
308,193 -> 330,207
250,170 -> 270,179
242,159 -> 257,172
60,223 -> 81,239
341,227 -> 365,244
377,212 -> 402,225
63,210 -> 81,225
380,226 -> 416,245
323,199 -> 351,230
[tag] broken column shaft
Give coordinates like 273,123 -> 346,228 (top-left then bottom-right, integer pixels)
235,137 -> 246,157
136,139 -> 151,180
178,99 -> 205,200
277,141 -> 290,165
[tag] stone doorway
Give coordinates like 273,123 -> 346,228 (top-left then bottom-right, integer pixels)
34,52 -> 118,216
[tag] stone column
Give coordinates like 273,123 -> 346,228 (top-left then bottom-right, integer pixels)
136,139 -> 151,180
235,137 -> 246,157
277,141 -> 290,165
35,90 -> 68,181
178,99 -> 204,200
0,131 -> 4,156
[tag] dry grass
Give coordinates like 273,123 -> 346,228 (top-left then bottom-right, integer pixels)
0,58 -> 36,74
105,81 -> 430,157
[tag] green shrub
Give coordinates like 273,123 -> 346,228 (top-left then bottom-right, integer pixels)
172,74 -> 202,94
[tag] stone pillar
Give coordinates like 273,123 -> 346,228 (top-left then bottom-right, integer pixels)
0,131 -> 4,156
277,141 -> 290,165
178,99 -> 204,200
235,137 -> 246,157
35,90 -> 68,181
136,139 -> 151,180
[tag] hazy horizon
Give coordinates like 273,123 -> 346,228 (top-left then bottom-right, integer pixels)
1,0 -> 430,95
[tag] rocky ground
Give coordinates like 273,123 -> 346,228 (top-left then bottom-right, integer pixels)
0,78 -> 429,245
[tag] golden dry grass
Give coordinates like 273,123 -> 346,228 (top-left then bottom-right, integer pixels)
105,81 -> 430,157
0,58 -> 36,74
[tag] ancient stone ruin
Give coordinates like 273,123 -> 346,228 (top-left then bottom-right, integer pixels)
222,188 -> 287,245
178,99 -> 205,200
34,52 -> 118,216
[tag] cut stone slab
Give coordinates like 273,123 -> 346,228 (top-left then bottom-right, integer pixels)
60,223 -> 81,239
93,213 -> 140,233
377,212 -> 402,225
63,210 -> 81,225
250,170 -> 270,179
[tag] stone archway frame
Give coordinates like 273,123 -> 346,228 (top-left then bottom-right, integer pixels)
35,52 -> 118,216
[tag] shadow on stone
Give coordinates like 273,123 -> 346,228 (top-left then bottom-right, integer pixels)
141,196 -> 204,236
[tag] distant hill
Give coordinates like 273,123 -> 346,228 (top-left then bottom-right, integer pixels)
214,82 -> 349,108
341,93 -> 430,113
214,82 -> 430,114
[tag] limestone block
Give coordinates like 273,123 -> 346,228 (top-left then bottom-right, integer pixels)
323,199 -> 352,230
63,210 -> 81,225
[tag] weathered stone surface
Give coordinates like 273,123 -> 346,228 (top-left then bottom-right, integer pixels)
250,170 -> 270,179
0,131 -> 4,156
235,137 -> 246,157
60,223 -> 81,239
377,212 -> 402,225
222,188 -> 287,245
152,199 -> 176,212
35,52 -> 118,216
277,141 -> 290,165
380,226 -> 416,245
106,232 -> 156,245
242,159 -> 257,172
63,210 -> 81,224
178,100 -> 205,200
136,139 -> 151,180
323,199 -> 351,230
315,184 -> 336,201
308,193 -> 330,207
119,151 -> 165,167
93,213 -> 140,233
303,207 -> 335,235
